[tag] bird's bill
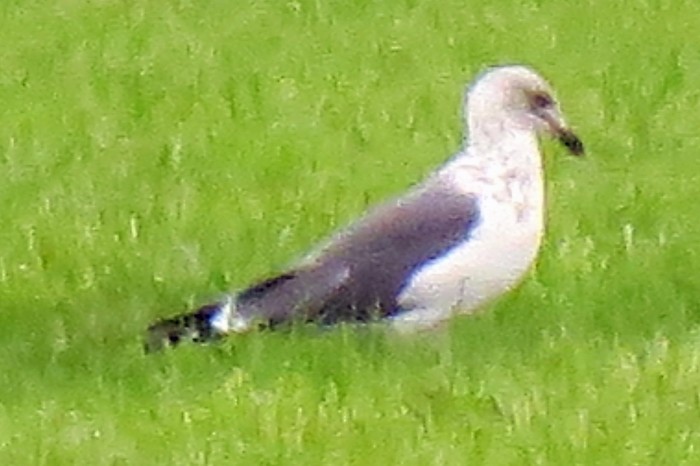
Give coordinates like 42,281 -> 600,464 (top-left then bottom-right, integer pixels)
539,109 -> 585,156
557,128 -> 584,156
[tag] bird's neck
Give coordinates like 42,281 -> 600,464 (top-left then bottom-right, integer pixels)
449,125 -> 542,175
435,126 -> 544,213
440,125 -> 545,230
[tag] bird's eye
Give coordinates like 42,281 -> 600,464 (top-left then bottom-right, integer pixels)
531,92 -> 554,109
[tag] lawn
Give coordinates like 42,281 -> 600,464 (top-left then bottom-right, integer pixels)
1,0 -> 700,464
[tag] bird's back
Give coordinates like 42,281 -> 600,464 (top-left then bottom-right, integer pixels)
234,179 -> 481,326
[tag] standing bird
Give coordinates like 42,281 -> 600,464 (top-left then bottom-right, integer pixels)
145,65 -> 584,353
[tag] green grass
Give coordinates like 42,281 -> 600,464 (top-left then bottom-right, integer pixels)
1,0 -> 700,463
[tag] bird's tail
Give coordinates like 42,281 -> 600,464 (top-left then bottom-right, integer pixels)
144,299 -> 238,353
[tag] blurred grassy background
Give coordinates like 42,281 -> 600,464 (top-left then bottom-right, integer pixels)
1,0 -> 699,463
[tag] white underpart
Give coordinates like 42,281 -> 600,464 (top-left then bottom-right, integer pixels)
392,126 -> 546,330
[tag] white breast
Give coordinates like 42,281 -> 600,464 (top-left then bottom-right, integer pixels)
392,154 -> 544,330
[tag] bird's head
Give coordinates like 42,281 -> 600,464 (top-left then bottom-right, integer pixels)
465,65 -> 584,156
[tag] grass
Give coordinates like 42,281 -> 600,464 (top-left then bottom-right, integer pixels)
1,0 -> 700,463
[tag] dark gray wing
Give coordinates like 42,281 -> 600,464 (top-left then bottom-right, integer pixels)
235,180 -> 480,326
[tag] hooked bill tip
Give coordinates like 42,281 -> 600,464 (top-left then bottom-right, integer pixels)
558,130 -> 584,156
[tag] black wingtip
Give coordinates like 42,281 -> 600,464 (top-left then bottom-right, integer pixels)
144,303 -> 224,354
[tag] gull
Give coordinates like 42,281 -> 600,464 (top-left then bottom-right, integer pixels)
144,64 -> 584,352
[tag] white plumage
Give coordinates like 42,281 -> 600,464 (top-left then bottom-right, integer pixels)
145,64 -> 583,352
